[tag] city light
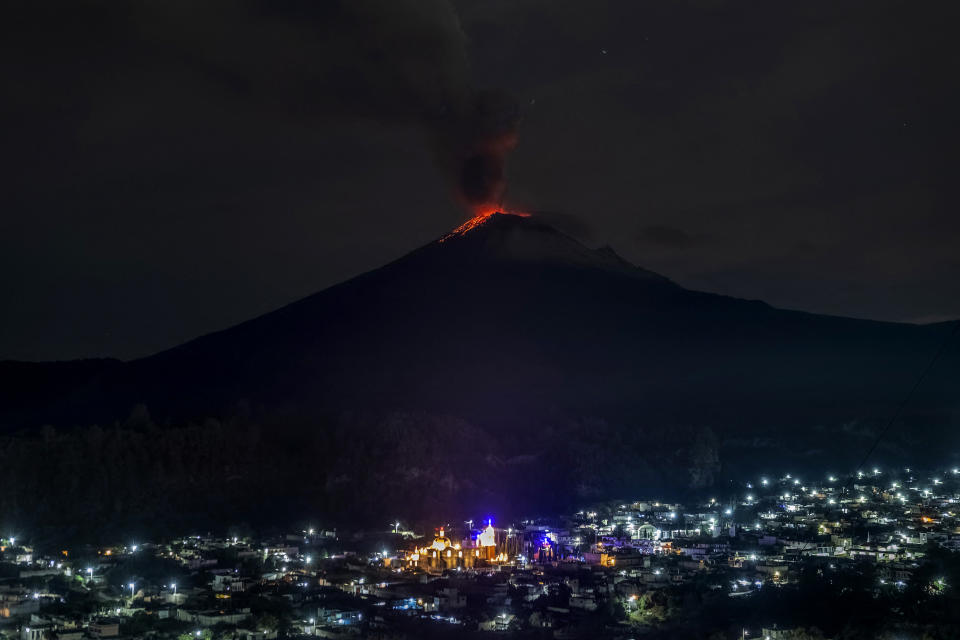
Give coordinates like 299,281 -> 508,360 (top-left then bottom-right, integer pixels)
2,465 -> 951,635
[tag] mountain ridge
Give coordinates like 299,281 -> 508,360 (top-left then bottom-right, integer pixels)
1,211 -> 957,461
1,211 -> 958,533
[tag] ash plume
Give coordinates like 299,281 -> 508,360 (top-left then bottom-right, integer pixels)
135,0 -> 520,212
448,90 -> 521,210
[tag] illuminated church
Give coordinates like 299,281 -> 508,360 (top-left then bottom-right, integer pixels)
404,523 -> 513,572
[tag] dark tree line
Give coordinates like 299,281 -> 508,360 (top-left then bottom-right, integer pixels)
0,405 -> 721,547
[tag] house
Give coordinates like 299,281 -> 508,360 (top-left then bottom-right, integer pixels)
88,620 -> 120,637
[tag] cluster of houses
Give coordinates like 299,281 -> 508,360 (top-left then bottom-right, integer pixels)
0,467 -> 957,639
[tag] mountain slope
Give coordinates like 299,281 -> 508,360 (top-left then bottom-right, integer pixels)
2,212 -> 958,455
2,212 -> 959,534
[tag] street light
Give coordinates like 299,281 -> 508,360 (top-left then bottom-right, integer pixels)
171,582 -> 177,596
128,582 -> 135,597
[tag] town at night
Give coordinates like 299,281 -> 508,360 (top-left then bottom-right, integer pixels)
4,466 -> 960,639
2,0 -> 958,638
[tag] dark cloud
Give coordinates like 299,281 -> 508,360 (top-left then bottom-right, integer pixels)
1,0 -> 518,209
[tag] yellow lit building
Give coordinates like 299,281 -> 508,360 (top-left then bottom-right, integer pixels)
405,525 -> 514,572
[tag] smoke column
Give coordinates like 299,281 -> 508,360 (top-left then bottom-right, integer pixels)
140,0 -> 520,214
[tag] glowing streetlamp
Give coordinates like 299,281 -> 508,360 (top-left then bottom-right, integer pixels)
128,582 -> 135,597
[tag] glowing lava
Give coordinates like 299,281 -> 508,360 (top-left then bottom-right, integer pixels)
440,207 -> 530,242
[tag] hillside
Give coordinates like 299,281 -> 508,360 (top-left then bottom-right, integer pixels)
0,212 -> 957,534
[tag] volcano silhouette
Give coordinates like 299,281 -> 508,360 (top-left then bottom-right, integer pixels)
2,212 -> 958,467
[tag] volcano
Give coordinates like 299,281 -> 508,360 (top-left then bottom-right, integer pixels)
1,212 -> 958,525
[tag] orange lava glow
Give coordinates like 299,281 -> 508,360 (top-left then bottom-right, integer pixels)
440,207 -> 530,242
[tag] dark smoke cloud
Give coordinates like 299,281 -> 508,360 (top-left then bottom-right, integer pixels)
135,0 -> 520,211
451,90 -> 521,209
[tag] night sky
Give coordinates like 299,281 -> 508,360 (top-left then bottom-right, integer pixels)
2,0 -> 958,361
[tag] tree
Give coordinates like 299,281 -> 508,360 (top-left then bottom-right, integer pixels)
687,426 -> 720,488
254,613 -> 279,633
